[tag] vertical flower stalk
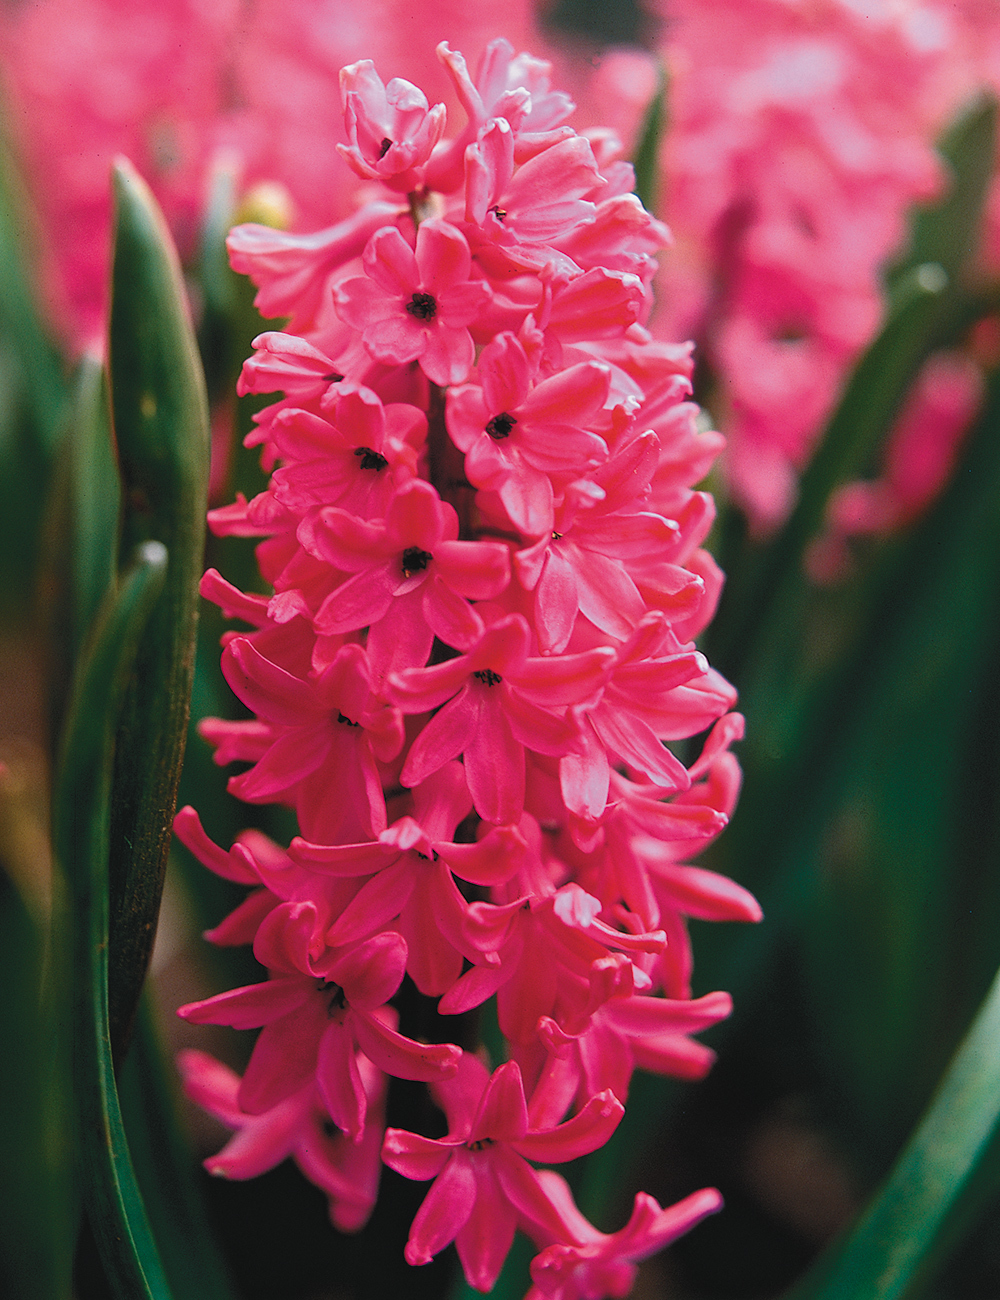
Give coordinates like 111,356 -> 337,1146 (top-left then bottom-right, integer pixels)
178,39 -> 761,1295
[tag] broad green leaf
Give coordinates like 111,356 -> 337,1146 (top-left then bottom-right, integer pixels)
0,112 -> 69,614
713,260 -> 952,681
53,541 -> 171,1300
118,994 -> 239,1300
631,63 -> 667,215
783,958 -> 1000,1300
0,852 -> 74,1300
711,98 -> 997,683
106,158 -> 210,1060
0,126 -> 66,447
888,95 -> 998,292
41,354 -> 122,739
68,355 -> 121,656
196,155 -> 243,407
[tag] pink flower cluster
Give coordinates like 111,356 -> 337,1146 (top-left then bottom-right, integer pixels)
0,0 -> 553,348
177,40 -> 760,1295
568,0 -> 993,536
651,0 -> 959,532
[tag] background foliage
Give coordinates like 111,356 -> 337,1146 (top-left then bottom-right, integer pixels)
2,1 -> 1000,1298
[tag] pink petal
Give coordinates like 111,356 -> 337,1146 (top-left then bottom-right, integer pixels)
560,719 -> 610,821
521,361 -> 610,428
222,639 -> 315,726
455,1161 -> 517,1292
502,688 -> 577,758
178,978 -> 307,1029
612,1187 -> 724,1259
435,825 -> 526,887
316,1018 -> 368,1141
173,806 -> 258,884
353,1009 -> 461,1081
176,1049 -> 243,1126
329,931 -> 407,1009
514,1089 -> 624,1163
400,688 -> 478,788
404,1155 -> 476,1265
438,955 -> 512,1016
423,575 -> 490,651
492,1146 -> 576,1241
205,1105 -> 302,1181
531,549 -> 579,653
326,859 -> 415,946
574,550 -> 647,638
390,657 -> 472,713
479,332 -> 531,415
420,321 -> 475,387
415,220 -> 471,293
399,883 -> 465,995
648,859 -> 763,923
289,837 -> 394,875
239,1004 -> 327,1114
471,1061 -> 528,1143
204,888 -> 276,947
362,224 -> 418,296
592,708 -> 691,789
382,1129 -> 456,1181
315,565 -> 397,635
514,647 -> 614,706
604,991 -> 732,1037
228,726 -> 330,803
465,691 -> 524,825
434,539 -> 510,600
365,310 -> 427,365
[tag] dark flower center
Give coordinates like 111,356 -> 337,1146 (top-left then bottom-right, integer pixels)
401,547 -> 433,577
406,292 -> 437,321
316,979 -> 348,1016
473,669 -> 502,687
488,205 -> 507,221
354,446 -> 388,471
486,412 -> 516,440
378,137 -> 393,159
324,371 -> 345,383
337,711 -> 360,727
468,1137 -> 496,1151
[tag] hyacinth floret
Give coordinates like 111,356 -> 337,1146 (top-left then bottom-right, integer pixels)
178,36 -> 762,1296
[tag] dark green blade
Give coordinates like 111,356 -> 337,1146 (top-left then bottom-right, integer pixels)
106,158 -> 210,1060
54,542 -> 171,1300
783,958 -> 1000,1300
631,62 -> 667,215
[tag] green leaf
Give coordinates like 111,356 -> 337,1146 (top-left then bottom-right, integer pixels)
196,155 -> 243,407
888,95 -> 998,292
710,98 -> 998,684
713,261 -> 952,680
68,355 -> 121,657
41,354 -> 121,729
783,958 -> 1000,1300
0,866 -> 74,1300
118,994 -> 239,1300
0,109 -> 69,613
106,158 -> 210,1060
631,62 -> 667,214
53,541 -> 171,1300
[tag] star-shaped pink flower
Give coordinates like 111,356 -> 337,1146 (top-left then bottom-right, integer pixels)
335,219 -> 491,386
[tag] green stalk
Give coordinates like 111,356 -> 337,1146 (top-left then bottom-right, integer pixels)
106,159 -> 210,1060
783,959 -> 1000,1300
54,542 -> 171,1300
